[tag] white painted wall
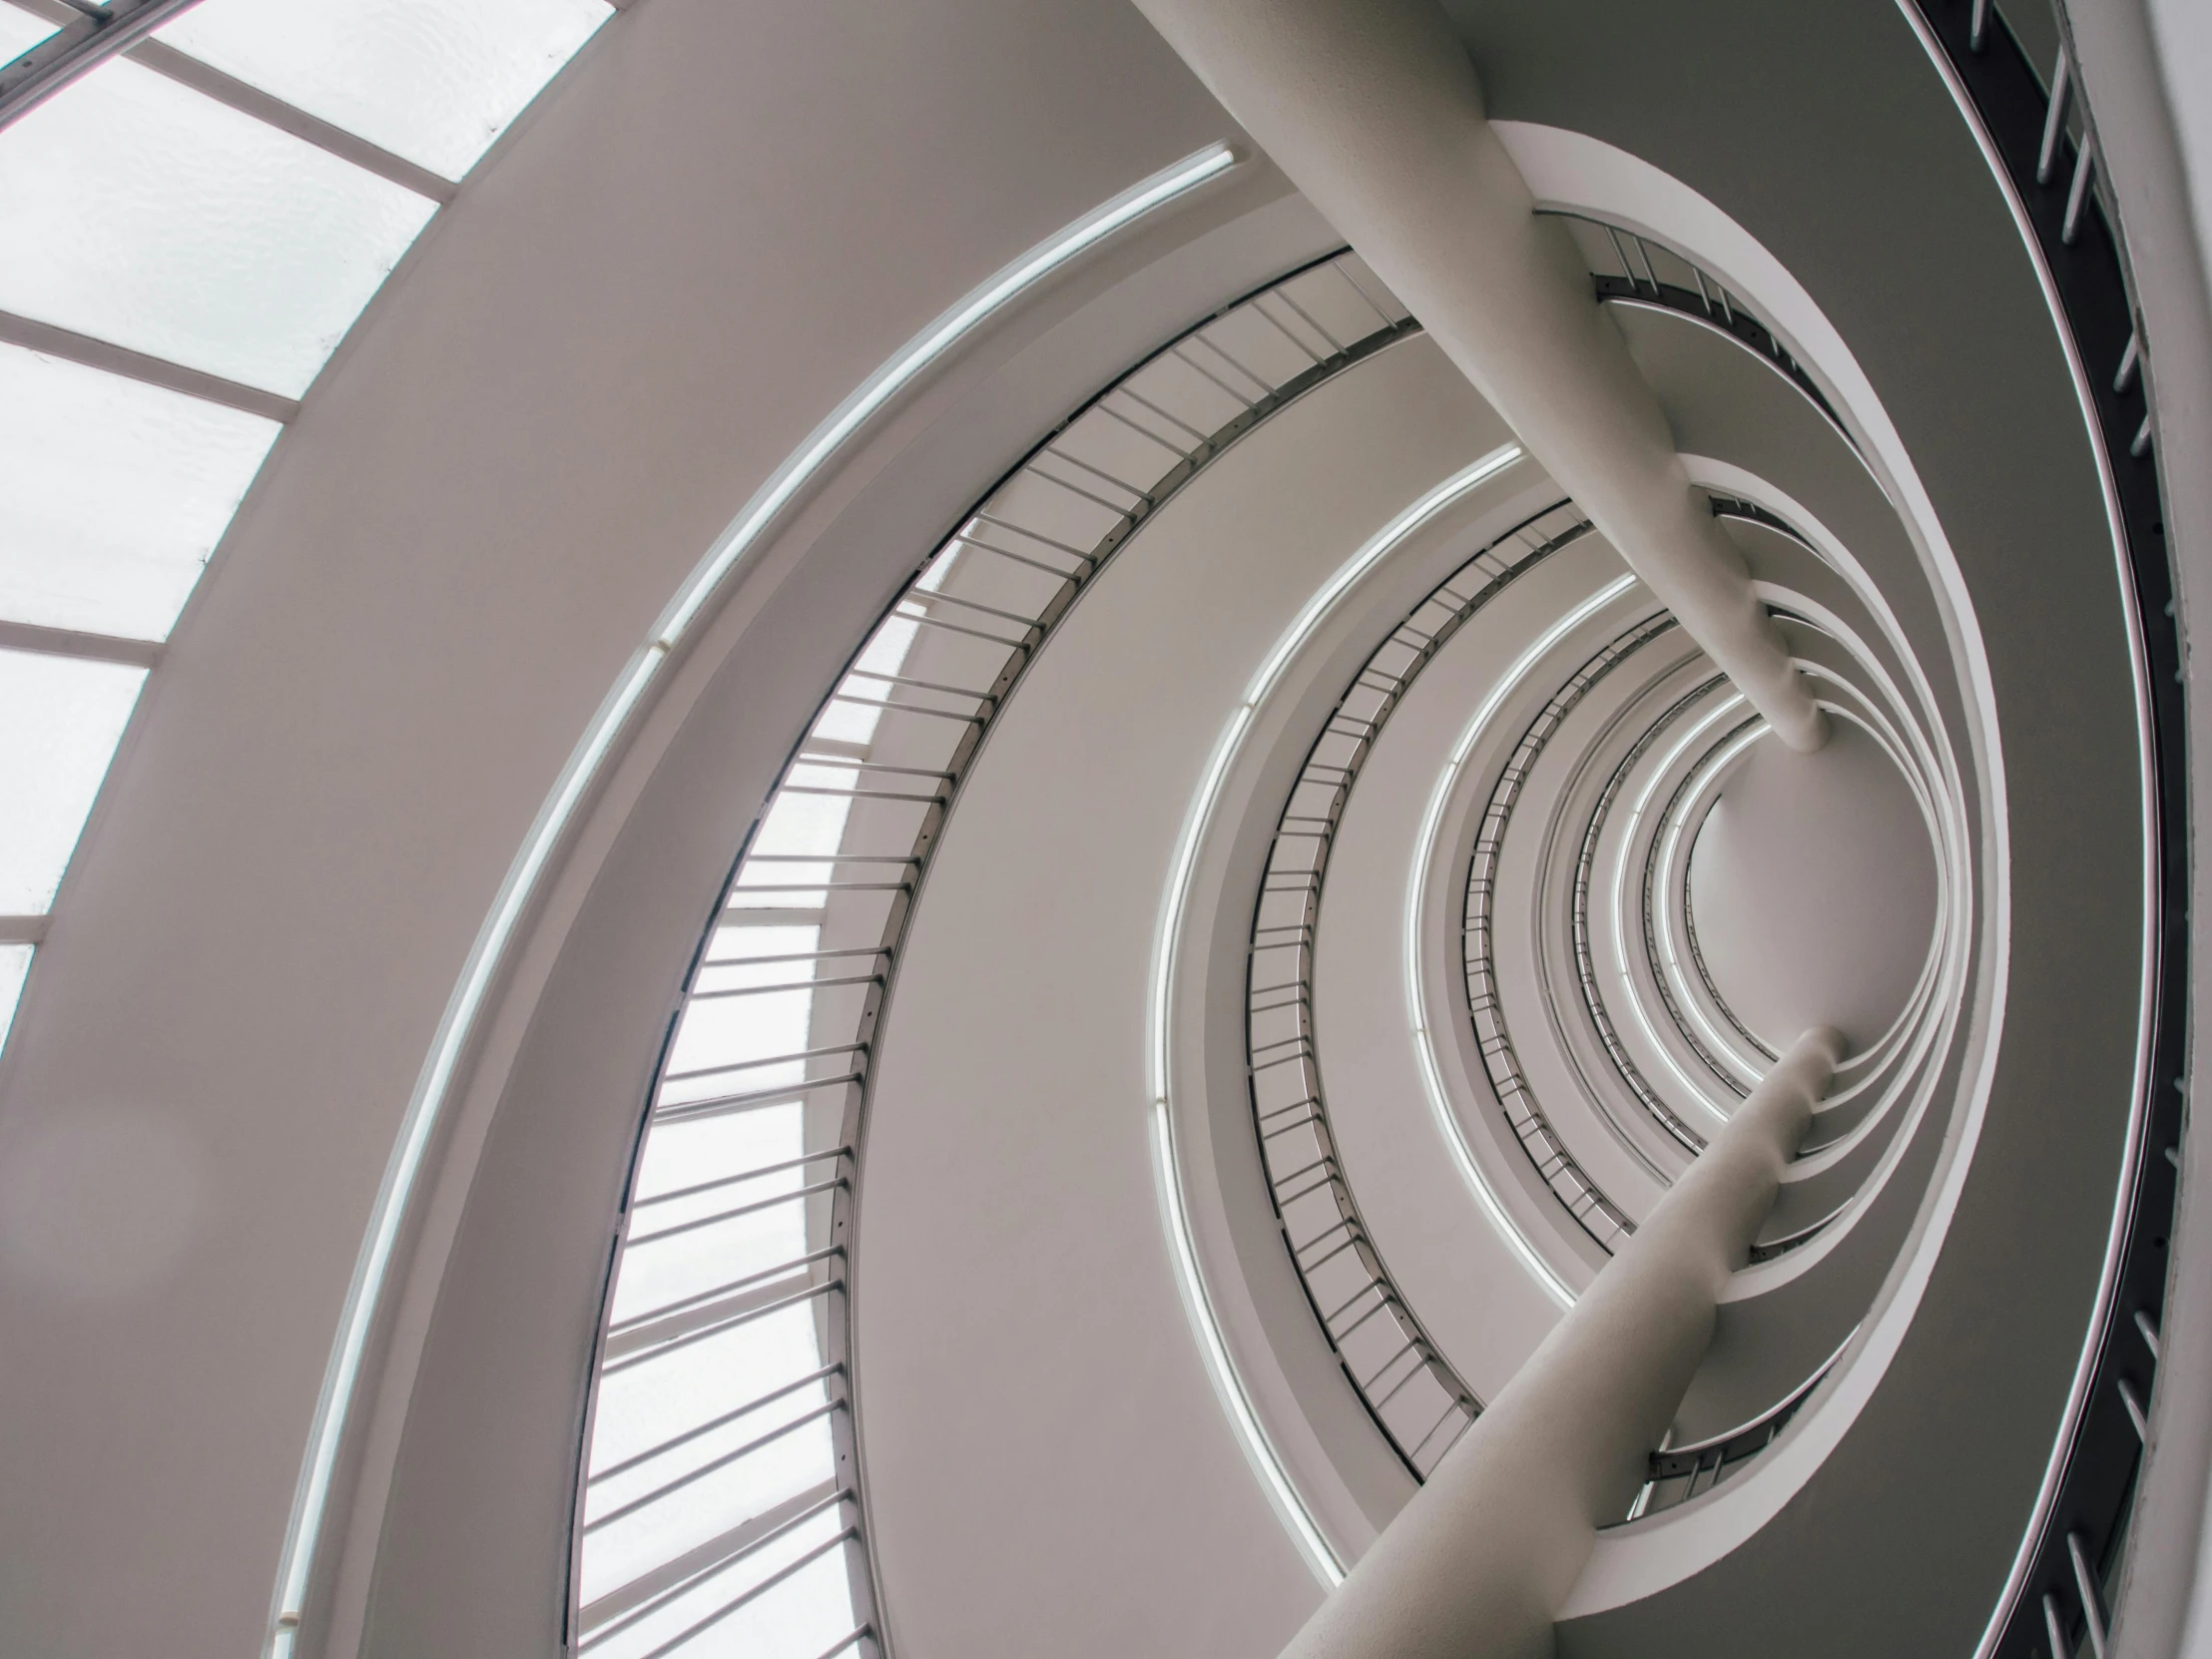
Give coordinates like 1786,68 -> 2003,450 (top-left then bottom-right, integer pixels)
0,3 -> 2188,1657
2071,7 -> 2212,1658
0,3 -> 1257,1653
856,332 -> 1507,1659
1689,722 -> 1937,1053
2148,0 -> 2212,296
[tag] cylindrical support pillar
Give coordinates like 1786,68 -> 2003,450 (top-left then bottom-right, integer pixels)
1279,1026 -> 1846,1659
1132,0 -> 1829,754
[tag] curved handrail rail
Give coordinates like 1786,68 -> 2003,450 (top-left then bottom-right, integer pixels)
1540,209 -> 1852,441
1463,612 -> 1684,1253
567,250 -> 1424,1659
1242,499 -> 1598,1479
1569,670 -> 1745,1129
1635,714 -> 1766,1096
1679,804 -> 1781,1068
1621,1329 -> 1858,1521
1906,6 -> 2187,1657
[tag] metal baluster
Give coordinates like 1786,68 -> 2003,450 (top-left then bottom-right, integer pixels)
2067,1533 -> 2110,1659
2063,136 -> 2096,246
2038,47 -> 2072,186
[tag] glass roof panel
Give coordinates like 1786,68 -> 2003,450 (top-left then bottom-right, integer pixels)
158,0 -> 612,182
0,342 -> 280,639
0,53 -> 437,396
0,944 -> 29,1051
0,5 -> 57,62
0,651 -> 146,913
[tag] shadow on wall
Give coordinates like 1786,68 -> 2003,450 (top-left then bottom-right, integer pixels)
1687,720 -> 1937,1054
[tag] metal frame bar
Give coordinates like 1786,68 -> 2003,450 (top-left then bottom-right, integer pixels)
0,616 -> 162,669
0,0 -> 204,131
576,1480 -> 845,1642
606,1247 -> 845,1340
0,305 -> 298,421
2,0 -> 455,196
586,1364 -> 845,1488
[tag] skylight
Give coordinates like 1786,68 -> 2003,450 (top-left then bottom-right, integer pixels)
0,343 -> 279,638
0,4 -> 47,63
0,0 -> 614,1046
0,651 -> 146,914
157,0 -> 611,182
0,943 -> 28,1049
0,49 -> 438,396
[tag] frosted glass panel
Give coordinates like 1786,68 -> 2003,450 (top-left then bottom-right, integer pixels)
161,0 -> 612,181
0,944 -> 29,1051
0,343 -> 280,639
0,55 -> 437,396
0,652 -> 146,912
0,6 -> 57,61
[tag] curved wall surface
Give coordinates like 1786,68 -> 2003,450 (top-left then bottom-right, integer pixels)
1453,3 -> 2148,1652
2,3 -> 2206,1659
0,3 -> 1282,1655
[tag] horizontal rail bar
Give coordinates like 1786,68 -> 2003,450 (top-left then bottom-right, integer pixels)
1093,396 -> 1193,455
714,906 -> 829,926
902,587 -> 1047,630
838,669 -> 997,702
1109,383 -> 1214,447
953,532 -> 1087,581
630,1525 -> 858,1659
689,973 -> 881,1001
1013,460 -> 1135,517
1039,443 -> 1155,503
653,1073 -> 864,1123
825,693 -> 984,725
891,607 -> 1031,649
607,1246 -> 846,1340
588,1363 -> 845,1485
602,1277 -> 843,1373
584,1399 -> 842,1532
725,882 -> 909,895
626,1176 -> 848,1248
578,1480 -> 845,1641
698,946 -> 887,968
790,761 -> 952,782
967,510 -> 1097,562
740,853 -> 920,864
634,1147 -> 851,1209
663,1042 -> 867,1084
776,786 -> 944,804
605,1262 -> 846,1361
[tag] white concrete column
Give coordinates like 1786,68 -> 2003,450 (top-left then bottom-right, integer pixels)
1278,1026 -> 1845,1659
1132,0 -> 1829,753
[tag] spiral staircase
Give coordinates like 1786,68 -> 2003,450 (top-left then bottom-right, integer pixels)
0,3 -> 2208,1659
